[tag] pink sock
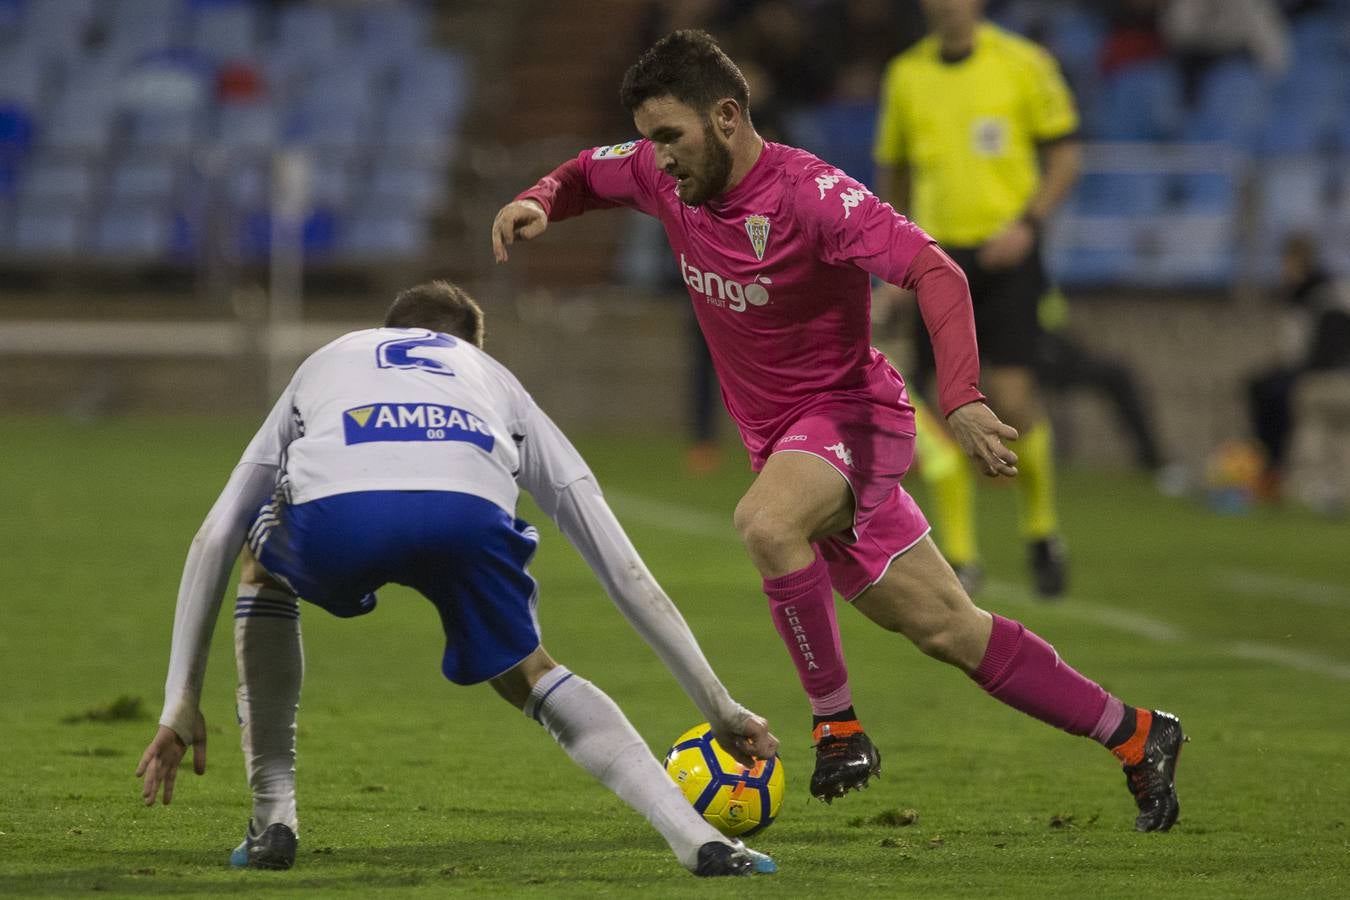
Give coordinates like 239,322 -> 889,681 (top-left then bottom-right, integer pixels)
972,614 -> 1121,739
763,551 -> 852,716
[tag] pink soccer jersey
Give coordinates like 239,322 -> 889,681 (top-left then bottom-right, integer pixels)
519,139 -> 983,461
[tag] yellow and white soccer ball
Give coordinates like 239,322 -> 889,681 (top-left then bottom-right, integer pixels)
662,723 -> 784,837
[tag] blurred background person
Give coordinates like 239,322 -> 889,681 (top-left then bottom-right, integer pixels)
1246,232 -> 1350,501
873,0 -> 1083,598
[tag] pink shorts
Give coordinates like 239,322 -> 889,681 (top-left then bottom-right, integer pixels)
757,400 -> 931,601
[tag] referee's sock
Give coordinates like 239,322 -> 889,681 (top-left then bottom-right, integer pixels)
234,585 -> 303,834
1015,420 -> 1059,540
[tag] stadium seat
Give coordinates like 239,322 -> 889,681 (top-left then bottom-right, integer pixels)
343,204 -> 425,260
392,49 -> 470,122
21,0 -> 99,64
366,156 -> 445,214
1090,61 -> 1183,141
91,202 -> 171,259
1260,160 -> 1332,229
275,5 -> 346,70
19,158 -> 96,206
42,86 -> 116,154
355,3 -> 427,68
190,2 -> 258,62
307,154 -> 357,209
1182,60 -> 1268,147
104,0 -> 184,64
127,109 -> 203,154
0,105 -> 35,159
1072,172 -> 1168,216
108,157 -> 179,203
214,103 -> 277,151
1175,171 -> 1238,214
784,101 -> 878,188
0,51 -> 47,108
13,200 -> 82,257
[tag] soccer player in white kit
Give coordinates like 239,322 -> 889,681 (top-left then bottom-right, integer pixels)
135,281 -> 779,877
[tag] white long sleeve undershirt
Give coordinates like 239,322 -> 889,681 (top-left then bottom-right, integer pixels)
159,462 -> 277,743
549,476 -> 750,732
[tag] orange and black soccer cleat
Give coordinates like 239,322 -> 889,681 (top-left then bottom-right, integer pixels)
1118,710 -> 1187,832
809,720 -> 881,803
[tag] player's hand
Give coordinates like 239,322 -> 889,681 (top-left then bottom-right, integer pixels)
713,713 -> 780,769
977,219 -> 1035,270
946,402 -> 1020,478
136,710 -> 206,806
491,199 -> 548,263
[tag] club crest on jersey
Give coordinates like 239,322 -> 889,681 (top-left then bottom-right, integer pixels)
343,403 -> 494,451
744,214 -> 771,261
592,140 -> 639,160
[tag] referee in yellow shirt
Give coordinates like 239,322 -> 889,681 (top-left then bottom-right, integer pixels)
874,0 -> 1081,598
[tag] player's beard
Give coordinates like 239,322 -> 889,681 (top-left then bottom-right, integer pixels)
680,121 -> 734,206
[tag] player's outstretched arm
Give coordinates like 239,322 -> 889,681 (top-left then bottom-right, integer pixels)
136,710 -> 206,806
947,401 -> 1020,478
140,461 -> 277,808
491,199 -> 547,263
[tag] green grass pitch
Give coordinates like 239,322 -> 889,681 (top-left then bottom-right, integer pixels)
1,416 -> 1348,897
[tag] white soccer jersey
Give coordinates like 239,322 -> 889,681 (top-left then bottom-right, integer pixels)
156,326 -> 751,749
242,328 -> 589,515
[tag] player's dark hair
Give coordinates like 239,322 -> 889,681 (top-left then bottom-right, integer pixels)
619,29 -> 750,116
384,280 -> 485,347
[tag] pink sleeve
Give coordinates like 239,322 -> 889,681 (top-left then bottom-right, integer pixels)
904,244 -> 986,416
516,140 -> 660,221
799,167 -> 933,283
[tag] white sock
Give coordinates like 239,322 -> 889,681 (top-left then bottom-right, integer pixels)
524,666 -> 726,871
234,585 -> 303,833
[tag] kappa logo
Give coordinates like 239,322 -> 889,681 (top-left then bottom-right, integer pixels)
825,441 -> 854,467
815,173 -> 843,199
592,140 -> 639,160
744,214 -> 771,261
839,187 -> 869,219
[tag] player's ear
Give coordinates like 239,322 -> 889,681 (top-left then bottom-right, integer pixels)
715,99 -> 739,137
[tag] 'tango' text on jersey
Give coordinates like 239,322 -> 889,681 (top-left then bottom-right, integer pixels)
679,253 -> 771,313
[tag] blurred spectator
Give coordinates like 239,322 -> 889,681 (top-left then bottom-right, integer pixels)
1246,233 -> 1350,500
1099,0 -> 1167,75
1161,0 -> 1291,104
1034,287 -> 1177,487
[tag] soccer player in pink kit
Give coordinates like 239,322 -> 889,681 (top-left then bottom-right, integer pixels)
491,31 -> 1185,831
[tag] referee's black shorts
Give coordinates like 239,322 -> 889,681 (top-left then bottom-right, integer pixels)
910,241 -> 1048,390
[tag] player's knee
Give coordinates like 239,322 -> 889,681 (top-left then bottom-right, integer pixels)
734,504 -> 801,567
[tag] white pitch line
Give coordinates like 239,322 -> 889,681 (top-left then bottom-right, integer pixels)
607,489 -> 736,539
1214,569 -> 1350,612
607,489 -> 1350,683
982,580 -> 1186,644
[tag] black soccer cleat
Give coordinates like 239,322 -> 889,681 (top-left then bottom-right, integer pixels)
809,722 -> 881,803
228,821 -> 298,870
692,841 -> 776,876
1030,536 -> 1068,599
1122,710 -> 1187,832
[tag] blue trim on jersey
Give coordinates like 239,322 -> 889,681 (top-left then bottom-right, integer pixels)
530,672 -> 575,723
